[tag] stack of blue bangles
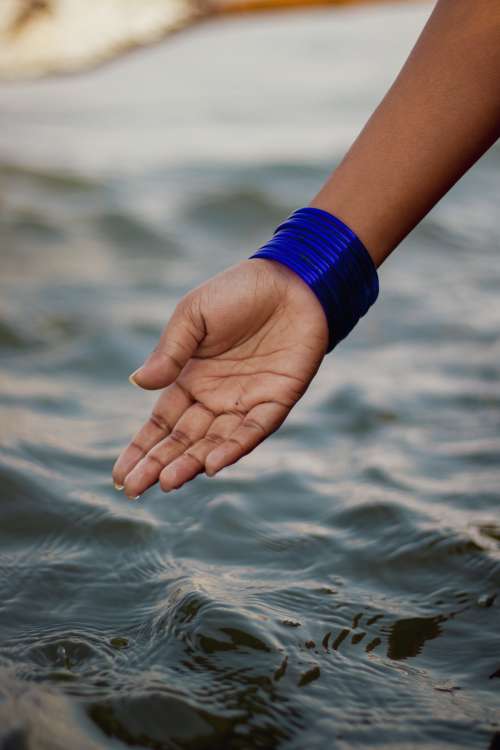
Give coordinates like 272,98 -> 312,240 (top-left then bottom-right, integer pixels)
250,206 -> 379,352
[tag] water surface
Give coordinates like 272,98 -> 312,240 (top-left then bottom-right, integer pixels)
0,3 -> 499,748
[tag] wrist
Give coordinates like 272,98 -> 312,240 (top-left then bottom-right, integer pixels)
309,167 -> 390,269
251,257 -> 330,350
250,207 -> 379,352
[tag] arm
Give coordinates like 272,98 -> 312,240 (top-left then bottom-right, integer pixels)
311,0 -> 500,266
113,0 -> 500,498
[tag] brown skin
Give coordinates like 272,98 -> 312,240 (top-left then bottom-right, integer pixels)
113,0 -> 500,497
113,260 -> 328,497
311,0 -> 500,265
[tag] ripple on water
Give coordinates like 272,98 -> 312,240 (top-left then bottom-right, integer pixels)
181,186 -> 287,240
92,210 -> 180,257
1,6 -> 500,747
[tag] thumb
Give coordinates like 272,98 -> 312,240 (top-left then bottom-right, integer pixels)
129,299 -> 204,390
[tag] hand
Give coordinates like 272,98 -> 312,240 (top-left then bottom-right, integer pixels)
112,259 -> 328,498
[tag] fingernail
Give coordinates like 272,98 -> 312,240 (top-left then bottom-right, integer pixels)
128,371 -> 141,387
113,482 -> 124,491
130,495 -> 141,501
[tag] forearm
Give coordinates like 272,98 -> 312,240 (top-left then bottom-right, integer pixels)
310,0 -> 500,267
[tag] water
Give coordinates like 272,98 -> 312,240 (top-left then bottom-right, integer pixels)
1,3 -> 499,748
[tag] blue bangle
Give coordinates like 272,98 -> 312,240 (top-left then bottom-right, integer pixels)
249,206 -> 379,352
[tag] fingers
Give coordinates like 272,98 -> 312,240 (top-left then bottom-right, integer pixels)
158,413 -> 242,491
116,401 -> 289,497
122,402 -> 215,498
130,300 -> 204,391
112,383 -> 192,488
205,402 -> 289,478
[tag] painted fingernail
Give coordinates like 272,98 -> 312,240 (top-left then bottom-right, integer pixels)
113,482 -> 124,491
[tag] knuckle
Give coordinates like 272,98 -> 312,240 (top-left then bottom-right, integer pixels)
196,403 -> 215,419
227,405 -> 246,418
184,452 -> 204,469
227,435 -> 246,452
243,418 -> 265,434
147,449 -> 166,468
156,341 -> 185,372
205,432 -> 224,446
130,440 -> 147,457
150,412 -> 170,433
169,428 -> 191,450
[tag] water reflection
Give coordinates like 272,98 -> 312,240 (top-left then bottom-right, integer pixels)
387,616 -> 444,661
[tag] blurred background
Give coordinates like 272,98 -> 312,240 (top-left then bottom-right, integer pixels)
1,1 -> 500,748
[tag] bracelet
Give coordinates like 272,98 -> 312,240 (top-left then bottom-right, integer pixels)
249,206 -> 379,352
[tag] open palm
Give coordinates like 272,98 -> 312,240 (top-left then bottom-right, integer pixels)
113,259 -> 328,497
